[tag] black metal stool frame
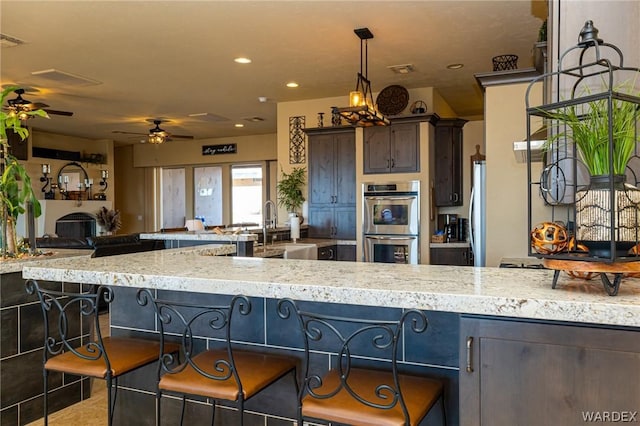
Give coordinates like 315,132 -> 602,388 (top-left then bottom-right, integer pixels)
137,289 -> 296,426
25,279 -> 119,426
277,298 -> 447,426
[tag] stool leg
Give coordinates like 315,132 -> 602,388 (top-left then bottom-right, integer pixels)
210,399 -> 215,426
156,389 -> 162,426
179,394 -> 186,425
43,369 -> 49,426
441,393 -> 447,426
238,398 -> 244,426
107,376 -> 113,426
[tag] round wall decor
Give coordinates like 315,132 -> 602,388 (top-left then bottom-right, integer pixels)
376,85 -> 409,116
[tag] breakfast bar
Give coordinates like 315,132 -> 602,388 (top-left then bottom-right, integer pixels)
21,249 -> 640,425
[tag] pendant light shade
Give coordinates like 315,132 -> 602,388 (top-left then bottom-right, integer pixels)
334,28 -> 389,127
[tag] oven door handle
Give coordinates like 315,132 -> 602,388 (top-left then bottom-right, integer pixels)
365,235 -> 418,240
364,196 -> 417,201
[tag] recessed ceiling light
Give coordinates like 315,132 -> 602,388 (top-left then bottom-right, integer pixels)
447,63 -> 464,70
234,123 -> 244,128
286,82 -> 299,88
234,57 -> 252,64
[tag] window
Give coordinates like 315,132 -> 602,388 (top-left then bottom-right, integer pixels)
231,165 -> 263,225
161,168 -> 186,228
194,166 -> 223,226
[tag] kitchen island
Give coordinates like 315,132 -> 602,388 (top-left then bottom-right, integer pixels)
21,249 -> 640,425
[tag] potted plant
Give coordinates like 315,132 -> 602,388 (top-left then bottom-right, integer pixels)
0,86 -> 48,257
276,166 -> 306,219
544,77 -> 640,257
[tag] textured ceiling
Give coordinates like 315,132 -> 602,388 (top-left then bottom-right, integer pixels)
0,1 -> 546,145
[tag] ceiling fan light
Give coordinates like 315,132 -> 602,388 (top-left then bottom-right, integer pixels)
148,133 -> 165,144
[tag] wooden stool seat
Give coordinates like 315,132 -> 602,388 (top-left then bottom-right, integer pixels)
45,337 -> 179,378
302,368 -> 444,426
159,349 -> 298,400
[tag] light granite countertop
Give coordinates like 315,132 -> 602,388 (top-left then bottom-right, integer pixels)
1,249 -> 92,274
21,248 -> 640,328
140,231 -> 258,241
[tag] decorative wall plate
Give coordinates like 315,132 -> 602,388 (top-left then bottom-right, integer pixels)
376,85 -> 409,115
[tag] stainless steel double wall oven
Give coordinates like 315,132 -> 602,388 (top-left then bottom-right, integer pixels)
363,181 -> 420,264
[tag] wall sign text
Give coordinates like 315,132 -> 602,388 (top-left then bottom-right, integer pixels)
202,144 -> 237,156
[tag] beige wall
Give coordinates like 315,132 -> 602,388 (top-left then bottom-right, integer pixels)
25,129 -> 115,202
484,81 -> 548,266
132,133 -> 276,168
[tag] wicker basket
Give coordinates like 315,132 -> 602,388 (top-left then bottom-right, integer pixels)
431,234 -> 446,243
492,54 -> 518,71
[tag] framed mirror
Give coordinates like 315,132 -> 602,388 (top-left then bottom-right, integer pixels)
57,162 -> 88,194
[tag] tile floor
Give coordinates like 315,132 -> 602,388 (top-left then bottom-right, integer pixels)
26,313 -> 110,426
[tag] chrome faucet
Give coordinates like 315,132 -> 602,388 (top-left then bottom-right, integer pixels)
263,200 -> 277,245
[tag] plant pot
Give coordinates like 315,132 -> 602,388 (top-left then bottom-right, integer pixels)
575,174 -> 640,258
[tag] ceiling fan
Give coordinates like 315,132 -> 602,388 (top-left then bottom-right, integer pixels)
112,119 -> 194,144
4,88 -> 74,120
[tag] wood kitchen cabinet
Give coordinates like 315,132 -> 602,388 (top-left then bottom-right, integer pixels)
430,246 -> 471,265
434,118 -> 467,206
306,128 -> 356,239
363,122 -> 420,174
459,316 -> 640,426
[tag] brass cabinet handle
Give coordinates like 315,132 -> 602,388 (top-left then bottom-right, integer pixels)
466,336 -> 474,373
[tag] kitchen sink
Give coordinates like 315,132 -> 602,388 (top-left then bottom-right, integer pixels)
283,243 -> 317,260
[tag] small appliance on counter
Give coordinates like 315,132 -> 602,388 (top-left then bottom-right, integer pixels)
437,214 -> 458,242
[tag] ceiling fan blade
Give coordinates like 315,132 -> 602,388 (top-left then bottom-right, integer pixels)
29,102 -> 50,109
112,130 -> 148,136
44,108 -> 74,117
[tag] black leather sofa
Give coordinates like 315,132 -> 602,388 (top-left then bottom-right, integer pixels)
36,233 -> 164,257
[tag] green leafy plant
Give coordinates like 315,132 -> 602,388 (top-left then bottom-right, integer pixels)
276,166 -> 306,213
544,79 -> 640,176
0,85 -> 48,257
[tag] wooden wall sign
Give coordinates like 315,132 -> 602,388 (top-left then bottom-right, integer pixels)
202,144 -> 237,156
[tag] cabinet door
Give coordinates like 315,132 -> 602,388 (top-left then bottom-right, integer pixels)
450,126 -> 463,205
460,317 -> 640,426
434,124 -> 463,207
363,127 -> 390,174
334,132 -> 356,205
336,245 -> 357,262
390,122 -> 419,173
333,206 -> 357,239
308,134 -> 335,205
308,207 -> 334,238
430,247 -> 470,265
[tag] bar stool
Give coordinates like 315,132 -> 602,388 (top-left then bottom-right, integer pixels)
25,280 -> 180,426
277,298 -> 447,426
136,289 -> 298,426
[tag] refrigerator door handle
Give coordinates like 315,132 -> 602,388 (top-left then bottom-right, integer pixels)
469,186 -> 476,258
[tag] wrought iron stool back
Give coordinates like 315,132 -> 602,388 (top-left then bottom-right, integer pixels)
25,279 -> 174,426
137,289 -> 298,426
277,298 -> 446,426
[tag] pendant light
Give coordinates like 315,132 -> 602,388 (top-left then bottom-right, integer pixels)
333,27 -> 389,127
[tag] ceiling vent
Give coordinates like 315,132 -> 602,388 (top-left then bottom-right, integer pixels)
31,69 -> 102,86
0,33 -> 25,48
387,64 -> 415,74
187,112 -> 229,122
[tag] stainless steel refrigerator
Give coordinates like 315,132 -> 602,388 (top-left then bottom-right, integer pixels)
469,160 -> 486,266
